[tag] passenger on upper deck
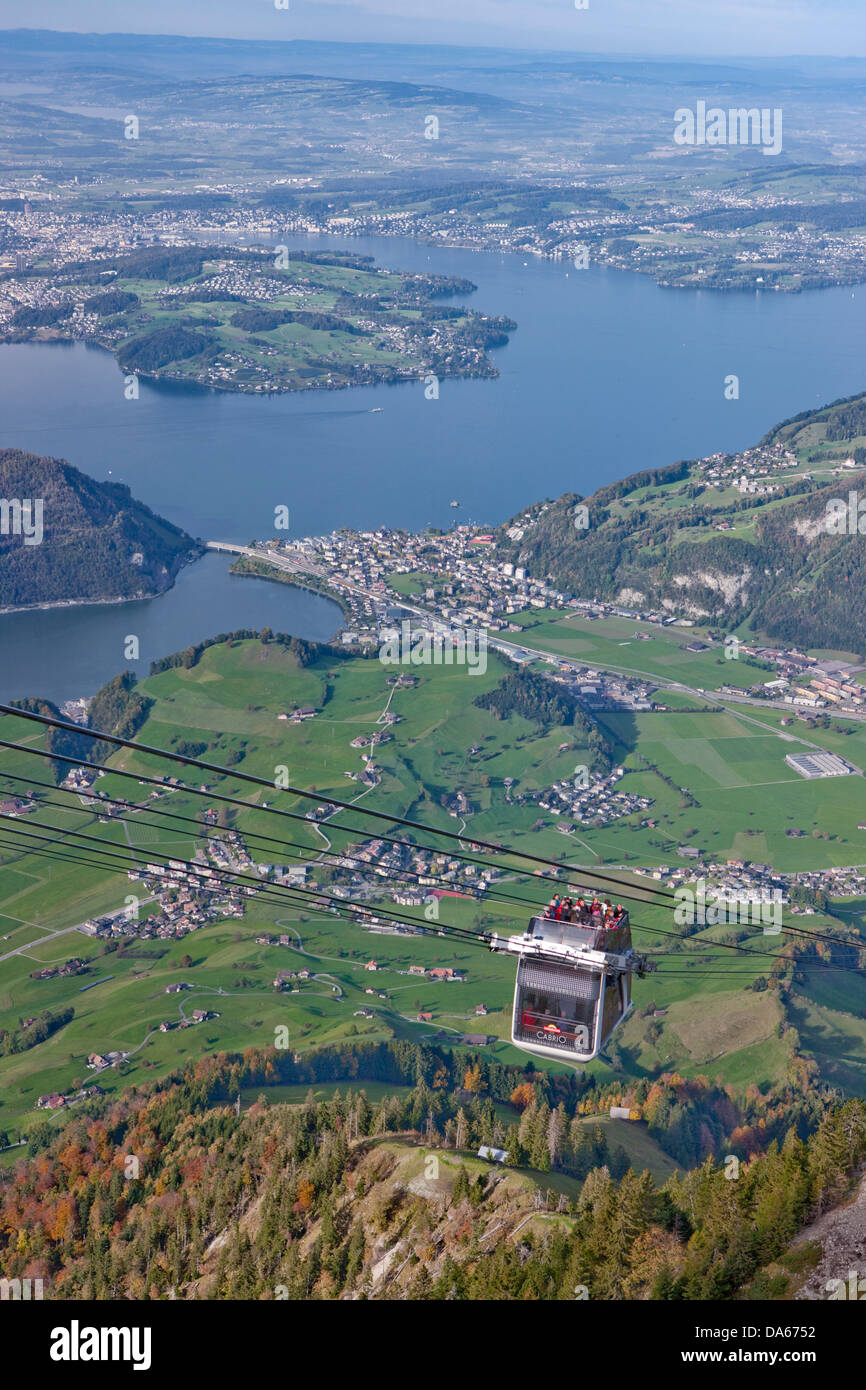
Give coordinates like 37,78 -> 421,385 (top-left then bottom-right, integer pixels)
598,905 -> 626,942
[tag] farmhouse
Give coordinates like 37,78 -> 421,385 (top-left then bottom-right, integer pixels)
36,1093 -> 66,1111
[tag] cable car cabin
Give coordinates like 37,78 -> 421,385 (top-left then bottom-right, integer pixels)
488,911 -> 647,1064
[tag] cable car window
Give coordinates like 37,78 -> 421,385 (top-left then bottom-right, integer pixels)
515,959 -> 600,1049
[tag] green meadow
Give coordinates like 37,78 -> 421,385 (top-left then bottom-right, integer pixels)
496,611 -> 759,690
1,632 -> 863,1140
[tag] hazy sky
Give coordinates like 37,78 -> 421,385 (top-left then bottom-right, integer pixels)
2,0 -> 866,57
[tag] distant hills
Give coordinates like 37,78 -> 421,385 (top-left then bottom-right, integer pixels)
500,390 -> 866,657
0,448 -> 202,611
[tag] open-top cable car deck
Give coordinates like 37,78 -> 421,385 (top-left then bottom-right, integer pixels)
488,908 -> 656,1064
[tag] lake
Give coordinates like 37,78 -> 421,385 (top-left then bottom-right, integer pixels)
0,553 -> 342,704
1,230 -> 865,702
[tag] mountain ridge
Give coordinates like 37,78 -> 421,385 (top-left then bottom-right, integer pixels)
499,388 -> 866,656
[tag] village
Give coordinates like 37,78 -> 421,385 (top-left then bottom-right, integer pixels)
698,441 -> 799,499
633,856 -> 866,914
249,508 -> 866,726
531,765 -> 655,832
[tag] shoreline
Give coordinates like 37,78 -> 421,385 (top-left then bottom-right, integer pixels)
0,554 -> 346,624
0,590 -> 163,618
0,547 -> 205,620
0,330 -> 502,399
193,219 -> 866,298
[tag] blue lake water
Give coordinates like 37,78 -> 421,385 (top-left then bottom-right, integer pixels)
0,554 -> 341,704
1,230 -> 865,702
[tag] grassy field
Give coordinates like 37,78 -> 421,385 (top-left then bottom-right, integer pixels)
497,611 -> 762,691
1,633 -> 862,1139
618,984 -> 790,1089
575,1116 -> 679,1183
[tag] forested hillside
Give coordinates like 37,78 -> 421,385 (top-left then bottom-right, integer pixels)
0,449 -> 202,610
474,668 -> 612,770
500,389 -> 866,655
1,1041 -> 863,1301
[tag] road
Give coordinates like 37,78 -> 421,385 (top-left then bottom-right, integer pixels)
0,894 -> 158,966
207,540 -> 329,584
0,923 -> 88,965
